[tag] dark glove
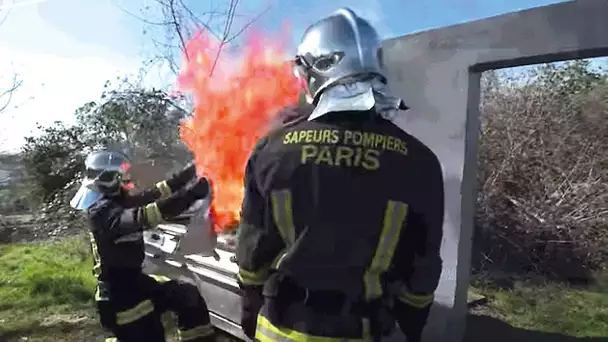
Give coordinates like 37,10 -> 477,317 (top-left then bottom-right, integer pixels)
156,177 -> 210,219
392,300 -> 431,342
165,162 -> 197,192
240,285 -> 264,340
186,176 -> 211,200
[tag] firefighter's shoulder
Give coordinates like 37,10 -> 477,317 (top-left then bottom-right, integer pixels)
254,105 -> 311,153
396,127 -> 442,176
86,197 -> 122,230
270,105 -> 311,130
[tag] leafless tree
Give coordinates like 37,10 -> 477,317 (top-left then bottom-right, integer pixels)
120,0 -> 270,78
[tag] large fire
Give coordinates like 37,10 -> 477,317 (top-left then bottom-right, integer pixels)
177,29 -> 301,233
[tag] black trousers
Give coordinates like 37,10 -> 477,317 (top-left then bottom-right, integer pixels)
95,273 -> 215,342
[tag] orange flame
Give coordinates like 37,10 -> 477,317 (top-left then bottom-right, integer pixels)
177,28 -> 301,233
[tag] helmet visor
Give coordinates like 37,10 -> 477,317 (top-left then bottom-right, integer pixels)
70,184 -> 102,211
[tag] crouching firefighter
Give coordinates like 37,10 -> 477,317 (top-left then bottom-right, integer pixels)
70,150 -> 216,342
235,8 -> 445,342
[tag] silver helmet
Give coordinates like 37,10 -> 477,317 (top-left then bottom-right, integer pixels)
69,150 -> 133,210
293,8 -> 385,105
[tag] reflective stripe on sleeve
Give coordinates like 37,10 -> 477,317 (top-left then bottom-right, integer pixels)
271,248 -> 289,269
270,189 -> 296,246
397,289 -> 434,308
363,200 -> 408,300
144,202 -> 164,228
178,323 -> 215,340
238,267 -> 269,285
256,314 -> 369,342
149,274 -> 171,283
155,181 -> 173,199
239,189 -> 295,285
89,232 -> 102,278
115,299 -> 155,325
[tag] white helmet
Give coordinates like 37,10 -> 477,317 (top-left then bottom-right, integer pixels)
70,151 -> 133,211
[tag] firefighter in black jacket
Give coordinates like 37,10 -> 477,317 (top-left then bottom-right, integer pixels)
70,150 -> 216,342
236,8 -> 445,342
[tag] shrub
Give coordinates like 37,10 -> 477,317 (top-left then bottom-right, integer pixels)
474,60 -> 608,281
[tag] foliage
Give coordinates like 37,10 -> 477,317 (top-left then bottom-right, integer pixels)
75,85 -> 191,163
0,154 -> 28,213
21,123 -> 89,205
474,60 -> 608,280
19,84 -> 192,211
0,184 -> 31,214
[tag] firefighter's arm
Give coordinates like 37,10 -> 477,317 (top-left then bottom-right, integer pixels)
156,163 -> 198,198
126,163 -> 198,207
92,177 -> 210,240
392,153 -> 444,340
236,153 -> 285,286
235,145 -> 285,339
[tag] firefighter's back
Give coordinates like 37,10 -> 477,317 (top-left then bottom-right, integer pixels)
254,109 -> 435,299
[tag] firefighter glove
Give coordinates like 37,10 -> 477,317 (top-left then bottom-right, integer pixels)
186,177 -> 210,200
156,177 -> 208,219
240,285 -> 264,340
166,162 -> 197,192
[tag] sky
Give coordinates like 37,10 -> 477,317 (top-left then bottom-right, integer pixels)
0,0 -> 575,152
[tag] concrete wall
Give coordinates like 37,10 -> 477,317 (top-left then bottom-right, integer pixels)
381,1 -> 608,341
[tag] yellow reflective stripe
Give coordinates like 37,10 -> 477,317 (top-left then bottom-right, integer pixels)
363,200 -> 408,300
270,189 -> 295,246
256,315 -> 369,341
271,249 -> 288,269
115,299 -> 155,325
397,290 -> 434,308
89,232 -> 102,278
94,286 -> 102,301
238,267 -> 269,285
239,189 -> 295,285
239,248 -> 287,285
144,203 -> 164,228
149,274 -> 171,283
155,181 -> 173,199
104,338 -> 118,342
178,323 -> 215,340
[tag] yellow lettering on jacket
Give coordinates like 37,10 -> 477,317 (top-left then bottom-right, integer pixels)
284,129 -> 407,171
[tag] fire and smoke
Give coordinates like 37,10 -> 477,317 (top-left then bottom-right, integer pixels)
177,29 -> 301,233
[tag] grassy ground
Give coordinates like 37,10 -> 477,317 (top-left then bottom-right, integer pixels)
470,277 -> 608,336
467,276 -> 608,341
0,235 -> 102,341
0,237 -> 606,341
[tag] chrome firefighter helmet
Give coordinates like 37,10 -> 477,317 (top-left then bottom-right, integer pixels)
69,150 -> 133,211
293,8 -> 385,105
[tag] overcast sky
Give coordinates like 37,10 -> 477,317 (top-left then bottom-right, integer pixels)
0,0 -> 571,152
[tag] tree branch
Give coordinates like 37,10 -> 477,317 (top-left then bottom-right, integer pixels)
0,73 -> 22,114
131,0 -> 267,79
